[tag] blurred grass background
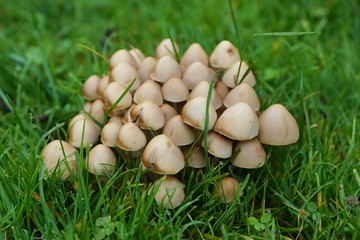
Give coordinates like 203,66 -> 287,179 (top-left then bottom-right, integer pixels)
0,0 -> 359,239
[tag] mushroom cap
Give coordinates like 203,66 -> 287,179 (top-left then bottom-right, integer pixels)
232,138 -> 266,168
180,42 -> 209,66
209,40 -> 240,69
133,79 -> 163,105
130,100 -> 165,130
214,102 -> 259,141
182,145 -> 206,168
138,57 -> 157,82
142,134 -> 185,175
129,47 -> 145,67
83,75 -> 100,101
101,121 -> 122,147
103,82 -> 133,111
214,80 -> 230,101
214,176 -> 240,203
201,131 -> 233,159
152,176 -> 185,209
110,62 -> 141,91
160,103 -> 178,122
68,115 -> 99,148
41,140 -> 78,181
96,74 -> 110,99
257,104 -> 299,145
155,38 -> 179,59
116,122 -> 147,151
181,96 -> 218,130
182,61 -> 215,90
86,144 -> 116,176
222,61 -> 256,88
109,49 -> 137,69
163,115 -> 197,146
150,56 -> 182,83
161,77 -> 189,103
223,82 -> 260,112
187,81 -> 222,110
88,99 -> 106,126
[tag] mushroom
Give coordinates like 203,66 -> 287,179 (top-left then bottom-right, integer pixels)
209,40 -> 240,69
155,38 -> 179,59
129,47 -> 145,67
181,62 -> 215,90
150,56 -> 182,83
214,102 -> 259,141
160,103 -> 178,122
223,82 -> 260,112
101,121 -> 123,147
151,176 -> 185,209
222,61 -> 256,88
142,134 -> 185,175
133,79 -> 163,105
109,49 -> 137,70
161,77 -> 189,104
116,122 -> 147,152
214,80 -> 230,101
68,114 -> 99,148
41,140 -> 78,181
110,62 -> 141,91
214,176 -> 240,203
257,104 -> 299,145
201,131 -> 233,159
182,145 -> 206,168
103,82 -> 133,112
130,100 -> 165,130
96,74 -> 110,99
162,115 -> 197,146
187,81 -> 222,110
138,57 -> 157,82
86,144 -> 116,176
180,42 -> 209,66
83,75 -> 100,101
181,96 -> 218,131
232,138 -> 266,168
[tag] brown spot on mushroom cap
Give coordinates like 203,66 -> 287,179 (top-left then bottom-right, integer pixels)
209,40 -> 240,69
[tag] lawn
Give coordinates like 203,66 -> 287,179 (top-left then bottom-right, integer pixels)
0,0 -> 359,239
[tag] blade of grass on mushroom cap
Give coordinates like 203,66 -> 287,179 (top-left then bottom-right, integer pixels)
167,29 -> 181,63
203,80 -> 215,172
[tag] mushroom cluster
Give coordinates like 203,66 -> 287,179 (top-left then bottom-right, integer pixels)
41,39 -> 299,207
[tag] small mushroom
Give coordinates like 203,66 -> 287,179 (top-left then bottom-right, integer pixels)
138,57 -> 157,82
160,103 -> 178,122
182,145 -> 206,168
83,75 -> 100,101
110,62 -> 141,91
187,81 -> 222,110
214,80 -> 230,101
150,56 -> 182,83
68,114 -> 99,148
163,115 -> 197,146
129,47 -> 145,67
42,140 -> 78,181
201,131 -> 233,159
182,62 -> 215,90
232,138 -> 266,168
103,82 -> 133,112
257,104 -> 299,146
86,144 -> 116,176
210,40 -> 240,69
130,100 -> 165,130
223,82 -> 260,112
161,77 -> 189,103
133,79 -> 163,105
152,176 -> 185,209
180,42 -> 209,66
155,38 -> 179,59
96,74 -> 110,99
222,61 -> 256,88
109,49 -> 137,69
101,121 -> 123,147
214,176 -> 240,203
116,122 -> 147,152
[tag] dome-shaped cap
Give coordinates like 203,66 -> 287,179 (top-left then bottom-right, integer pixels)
222,61 -> 256,88
155,38 -> 179,59
150,56 -> 182,83
223,82 -> 260,112
232,138 -> 266,168
86,144 -> 116,176
210,40 -> 240,69
163,115 -> 197,146
180,43 -> 209,66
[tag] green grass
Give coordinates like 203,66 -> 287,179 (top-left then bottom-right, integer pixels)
1,0 -> 359,239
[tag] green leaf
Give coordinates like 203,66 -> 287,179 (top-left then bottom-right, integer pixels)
260,213 -> 272,224
254,223 -> 265,231
306,202 -> 317,214
247,217 -> 259,225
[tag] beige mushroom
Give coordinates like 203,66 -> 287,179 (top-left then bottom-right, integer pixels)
214,176 -> 240,203
68,114 -> 99,148
209,40 -> 240,69
129,47 -> 145,67
182,145 -> 206,168
152,176 -> 185,209
142,134 -> 184,175
180,42 -> 209,66
103,82 -> 133,112
223,82 -> 260,112
155,38 -> 179,59
133,79 -> 163,105
187,81 -> 222,110
116,122 -> 147,152
109,49 -> 137,69
150,56 -> 182,83
130,100 -> 165,130
214,80 -> 230,101
214,102 -> 259,141
83,75 -> 100,101
101,121 -> 123,147
138,57 -> 157,82
181,96 -> 218,130
96,74 -> 110,99
201,131 -> 233,159
222,61 -> 256,88
232,138 -> 266,168
163,115 -> 197,146
110,62 -> 141,91
86,144 -> 116,176
88,99 -> 106,127
182,61 -> 215,90
42,140 -> 78,181
160,103 -> 178,122
257,104 -> 299,145
161,77 -> 189,103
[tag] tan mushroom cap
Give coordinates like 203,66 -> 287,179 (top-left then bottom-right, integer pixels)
155,38 -> 179,59
182,145 -> 206,168
42,140 -> 78,181
133,80 -> 163,105
257,104 -> 299,146
210,40 -> 240,69
214,80 -> 230,101
182,61 -> 215,90
68,115 -> 99,148
83,75 -> 100,101
109,49 -> 137,69
89,99 -> 106,126
142,134 -> 185,175
232,138 -> 266,169
223,82 -> 260,112
110,62 -> 141,91
129,47 -> 145,67
101,121 -> 122,147
150,56 -> 182,83
86,144 -> 116,176
187,81 -> 222,110
214,102 -> 259,141
163,115 -> 197,146
130,100 -> 165,130
108,115 -> 124,125
116,122 -> 147,151
201,131 -> 233,159
160,103 -> 178,122
214,176 -> 240,203
181,96 -> 218,130
152,176 -> 185,209
161,77 -> 189,103
222,61 -> 256,88
96,74 -> 110,99
180,42 -> 209,66
138,57 -> 157,82
103,82 -> 133,111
